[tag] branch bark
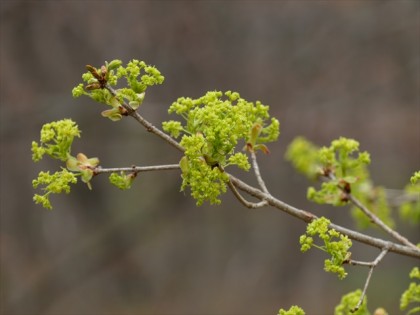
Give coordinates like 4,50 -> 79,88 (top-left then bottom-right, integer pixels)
94,164 -> 180,174
348,194 -> 418,250
230,175 -> 420,259
250,151 -> 270,194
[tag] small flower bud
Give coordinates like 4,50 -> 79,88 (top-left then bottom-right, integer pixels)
86,65 -> 101,80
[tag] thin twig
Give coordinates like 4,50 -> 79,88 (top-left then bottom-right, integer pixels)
94,164 -> 180,174
327,174 -> 418,250
105,84 -> 185,152
250,151 -> 270,194
349,247 -> 390,313
348,194 -> 418,250
230,175 -> 420,259
385,188 -> 420,207
226,179 -> 268,209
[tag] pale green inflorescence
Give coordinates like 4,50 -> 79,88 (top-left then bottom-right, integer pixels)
410,171 -> 420,185
400,267 -> 420,314
163,90 -> 280,205
31,119 -> 81,162
32,169 -> 78,210
278,305 -> 306,315
300,217 -> 352,279
286,137 -> 394,229
399,171 -> 420,225
32,119 -> 100,209
334,290 -> 370,315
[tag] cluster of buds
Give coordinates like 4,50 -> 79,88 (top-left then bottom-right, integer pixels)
85,65 -> 108,90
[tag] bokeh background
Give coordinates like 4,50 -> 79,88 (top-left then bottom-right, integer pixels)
1,1 -> 419,314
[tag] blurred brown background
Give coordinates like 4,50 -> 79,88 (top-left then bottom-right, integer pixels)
1,1 -> 419,314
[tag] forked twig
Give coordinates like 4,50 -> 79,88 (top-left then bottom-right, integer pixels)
250,151 -> 270,194
227,179 -> 268,209
345,246 -> 390,312
328,174 -> 418,250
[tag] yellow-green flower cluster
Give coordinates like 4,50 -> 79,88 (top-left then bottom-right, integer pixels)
32,119 -> 99,209
31,119 -> 80,162
300,217 -> 352,279
400,267 -> 420,314
334,290 -> 369,315
286,137 -> 394,229
278,305 -> 306,315
399,171 -> 420,224
32,169 -> 77,210
285,137 -> 321,180
163,90 -> 279,205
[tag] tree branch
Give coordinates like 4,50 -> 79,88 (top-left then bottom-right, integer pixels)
98,86 -> 420,260
229,175 -> 420,259
348,194 -> 418,250
326,173 -> 418,250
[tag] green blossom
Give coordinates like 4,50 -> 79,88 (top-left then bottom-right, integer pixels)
307,181 -> 345,206
400,267 -> 420,314
109,172 -> 136,190
32,169 -> 78,210
285,137 -> 322,180
334,290 -> 370,315
180,155 -> 229,206
278,305 -> 306,315
300,217 -> 352,279
72,83 -> 86,98
286,137 -> 393,229
411,171 -> 420,185
228,153 -> 250,171
162,120 -> 184,138
32,119 -> 81,162
73,60 -> 164,121
400,171 -> 420,224
32,118 -> 103,207
165,90 -> 279,205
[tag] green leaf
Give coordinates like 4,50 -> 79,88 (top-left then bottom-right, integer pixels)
334,290 -> 370,315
